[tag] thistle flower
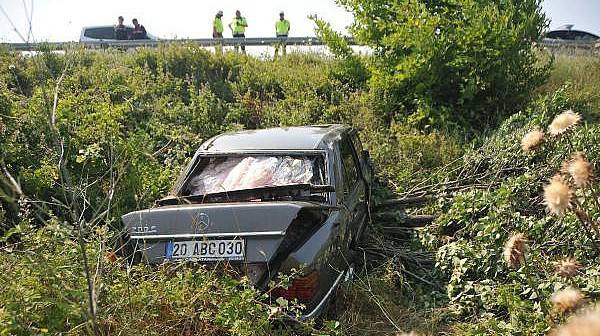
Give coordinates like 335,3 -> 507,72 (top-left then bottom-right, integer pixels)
555,257 -> 580,278
544,175 -> 572,216
503,233 -> 527,269
549,110 -> 582,136
521,129 -> 545,152
551,287 -> 585,314
553,307 -> 600,336
568,152 -> 595,188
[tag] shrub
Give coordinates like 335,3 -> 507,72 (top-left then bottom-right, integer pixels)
421,89 -> 600,333
326,0 -> 551,130
0,223 -> 278,335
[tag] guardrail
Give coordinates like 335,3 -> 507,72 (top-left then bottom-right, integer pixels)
1,36 -> 351,51
540,38 -> 600,56
2,37 -> 598,54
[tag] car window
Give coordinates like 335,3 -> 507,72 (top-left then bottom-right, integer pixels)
340,137 -> 359,195
84,27 -> 117,40
572,31 -> 598,40
183,154 -> 326,196
350,132 -> 364,155
546,31 -> 568,39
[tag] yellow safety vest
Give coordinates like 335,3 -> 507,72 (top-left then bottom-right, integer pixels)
213,17 -> 223,34
276,19 -> 290,35
230,17 -> 247,34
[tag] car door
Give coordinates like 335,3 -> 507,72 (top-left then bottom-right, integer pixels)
339,134 -> 367,251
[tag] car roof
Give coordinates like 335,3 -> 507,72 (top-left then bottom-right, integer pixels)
82,25 -> 133,29
199,125 -> 352,152
546,29 -> 599,39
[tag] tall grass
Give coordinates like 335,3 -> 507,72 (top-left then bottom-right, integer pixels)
537,55 -> 600,120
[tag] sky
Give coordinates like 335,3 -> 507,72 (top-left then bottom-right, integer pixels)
0,0 -> 354,42
0,0 -> 598,43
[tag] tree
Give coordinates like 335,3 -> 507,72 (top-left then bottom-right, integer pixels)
330,0 -> 551,130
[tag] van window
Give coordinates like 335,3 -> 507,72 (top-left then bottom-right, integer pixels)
84,27 -> 117,40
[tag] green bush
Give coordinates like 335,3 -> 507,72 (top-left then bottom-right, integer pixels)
0,46 -> 364,335
327,0 -> 551,130
0,223 -> 280,335
420,88 -> 600,334
1,34 -> 595,335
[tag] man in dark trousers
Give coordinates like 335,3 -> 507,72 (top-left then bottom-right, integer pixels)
229,10 -> 248,53
131,18 -> 147,39
114,16 -> 127,40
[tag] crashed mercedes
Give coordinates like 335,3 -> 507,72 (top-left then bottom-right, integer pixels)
120,124 -> 372,319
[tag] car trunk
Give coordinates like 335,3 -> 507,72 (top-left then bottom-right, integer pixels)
122,201 -> 331,266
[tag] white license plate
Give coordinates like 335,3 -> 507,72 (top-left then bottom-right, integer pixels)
166,239 -> 245,261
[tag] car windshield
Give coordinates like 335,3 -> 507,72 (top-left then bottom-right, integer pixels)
182,155 -> 327,196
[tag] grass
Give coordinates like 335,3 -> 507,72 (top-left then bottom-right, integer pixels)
334,53 -> 600,336
536,55 -> 600,120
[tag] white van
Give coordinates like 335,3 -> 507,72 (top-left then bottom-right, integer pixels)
79,25 -> 158,42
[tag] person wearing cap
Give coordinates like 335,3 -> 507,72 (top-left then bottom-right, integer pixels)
274,11 -> 290,58
114,16 -> 127,40
229,10 -> 248,53
213,10 -> 224,54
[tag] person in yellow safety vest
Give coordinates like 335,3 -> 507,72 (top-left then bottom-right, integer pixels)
229,10 -> 248,53
213,10 -> 224,54
274,11 -> 290,58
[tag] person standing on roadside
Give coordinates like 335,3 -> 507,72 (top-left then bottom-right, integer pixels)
213,10 -> 224,54
229,10 -> 248,53
131,18 -> 148,39
114,16 -> 127,40
274,11 -> 290,58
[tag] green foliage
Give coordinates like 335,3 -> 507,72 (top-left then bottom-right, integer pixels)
332,0 -> 551,130
0,36 -> 597,335
537,55 -> 600,121
0,223 -> 281,335
420,88 -> 600,334
0,46 -> 390,335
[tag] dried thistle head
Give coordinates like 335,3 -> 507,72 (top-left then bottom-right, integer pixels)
503,233 -> 528,269
549,110 -> 582,136
552,306 -> 600,336
544,175 -> 572,216
521,129 -> 545,153
555,257 -> 581,278
568,152 -> 596,188
552,287 -> 585,314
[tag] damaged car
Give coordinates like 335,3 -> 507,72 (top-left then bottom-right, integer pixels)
120,124 -> 372,319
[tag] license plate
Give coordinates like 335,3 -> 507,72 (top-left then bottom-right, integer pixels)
166,239 -> 245,261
